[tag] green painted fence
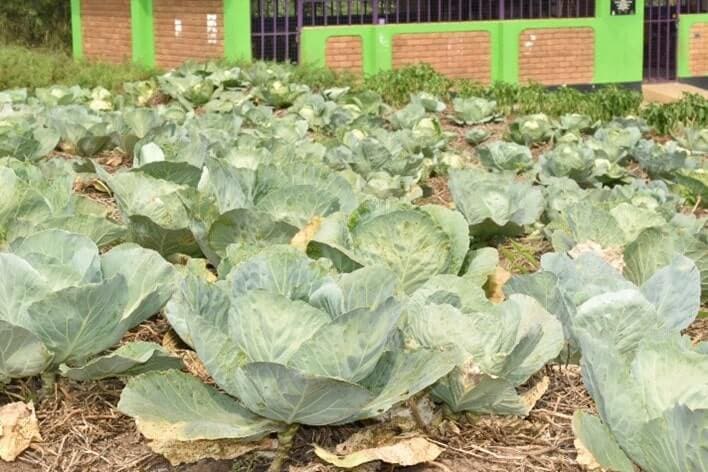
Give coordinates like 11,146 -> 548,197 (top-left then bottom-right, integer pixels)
301,0 -> 645,85
70,0 -> 252,68
69,0 -> 708,84
678,13 -> 708,79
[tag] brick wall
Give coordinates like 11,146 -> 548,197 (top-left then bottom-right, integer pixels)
519,28 -> 595,85
325,36 -> 363,74
153,0 -> 224,69
81,0 -> 132,63
392,32 -> 492,84
690,23 -> 708,76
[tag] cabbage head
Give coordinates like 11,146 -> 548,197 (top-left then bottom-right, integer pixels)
307,200 -> 470,294
477,141 -> 534,173
452,97 -> 500,125
508,113 -> 554,145
449,169 -> 544,237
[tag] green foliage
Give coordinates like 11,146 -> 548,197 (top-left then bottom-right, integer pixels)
363,64 -> 454,106
0,45 -> 156,91
642,93 -> 708,135
0,0 -> 71,50
361,65 -> 643,123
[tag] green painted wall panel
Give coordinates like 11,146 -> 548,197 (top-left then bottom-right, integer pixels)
300,0 -> 645,86
225,0 -> 252,63
71,0 -> 83,60
678,13 -> 708,78
131,0 -> 155,68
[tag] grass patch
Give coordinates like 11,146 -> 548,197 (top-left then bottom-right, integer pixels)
0,45 -> 157,91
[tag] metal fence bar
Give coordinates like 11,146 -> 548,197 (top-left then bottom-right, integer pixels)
251,0 -> 599,63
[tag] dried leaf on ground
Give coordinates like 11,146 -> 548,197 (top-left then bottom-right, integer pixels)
315,436 -> 443,468
0,402 -> 41,462
146,436 -> 276,466
520,375 -> 550,411
568,241 -> 625,273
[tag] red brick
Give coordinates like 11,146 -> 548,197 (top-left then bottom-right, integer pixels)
519,28 -> 594,85
391,32 -> 492,83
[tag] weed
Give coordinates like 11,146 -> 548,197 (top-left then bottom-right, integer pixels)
0,45 -> 156,91
642,93 -> 708,135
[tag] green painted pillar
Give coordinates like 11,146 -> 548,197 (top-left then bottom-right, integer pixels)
224,0 -> 252,63
372,28 -> 392,74
131,0 -> 156,68
71,0 -> 83,60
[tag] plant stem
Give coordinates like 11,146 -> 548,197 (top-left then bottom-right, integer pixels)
39,372 -> 56,399
267,424 -> 299,472
407,397 -> 432,436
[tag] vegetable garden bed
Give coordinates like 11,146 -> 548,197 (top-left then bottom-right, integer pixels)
0,62 -> 706,472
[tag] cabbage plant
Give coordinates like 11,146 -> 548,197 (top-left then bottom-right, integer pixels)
632,139 -> 695,179
47,106 -> 115,156
464,127 -> 490,145
0,158 -> 125,246
508,113 -> 554,145
0,112 -> 59,161
567,255 -> 706,472
451,97 -> 500,125
477,141 -> 534,173
448,169 -> 544,237
119,246 -> 458,452
389,102 -> 427,129
0,230 -> 178,386
410,92 -> 446,113
326,128 -> 440,199
307,200 -> 470,293
506,252 -> 701,349
574,334 -> 708,472
403,275 -> 564,416
674,127 -> 708,155
558,113 -> 595,134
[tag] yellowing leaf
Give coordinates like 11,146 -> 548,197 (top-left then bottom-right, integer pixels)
0,402 -> 41,462
144,434 -> 276,466
314,436 -> 443,468
486,266 -> 512,304
520,375 -> 550,411
290,216 -> 322,251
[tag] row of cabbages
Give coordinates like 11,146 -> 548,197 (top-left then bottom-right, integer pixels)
1,62 -> 706,470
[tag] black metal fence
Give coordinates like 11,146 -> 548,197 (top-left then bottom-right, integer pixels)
252,0 -> 596,62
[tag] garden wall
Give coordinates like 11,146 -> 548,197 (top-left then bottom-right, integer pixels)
153,0 -> 225,68
518,28 -> 594,85
71,0 -> 251,68
80,0 -> 132,63
301,6 -> 643,87
391,32 -> 492,83
325,36 -> 363,75
679,15 -> 708,79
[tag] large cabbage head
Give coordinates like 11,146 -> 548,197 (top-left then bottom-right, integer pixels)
507,113 -> 554,145
477,141 -> 534,173
448,169 -> 544,237
306,200 -> 470,294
